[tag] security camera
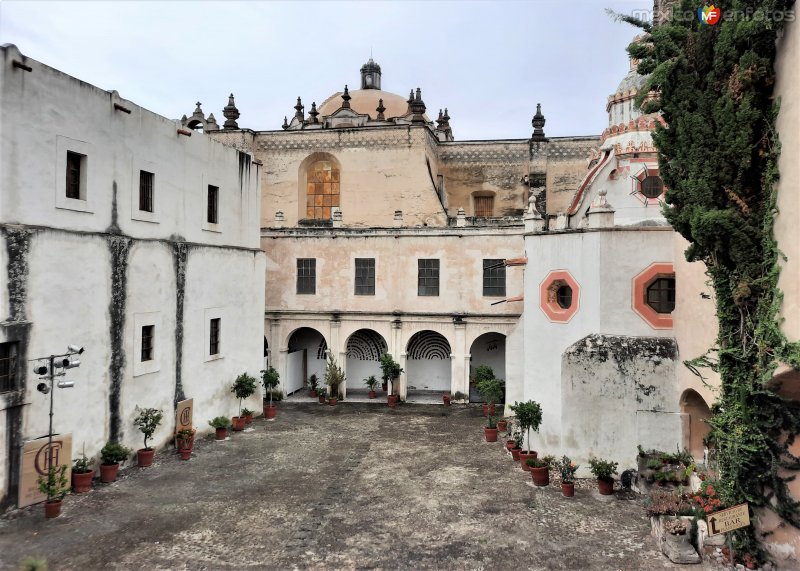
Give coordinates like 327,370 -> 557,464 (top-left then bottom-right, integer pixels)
67,345 -> 84,355
53,357 -> 69,368
57,380 -> 75,389
36,382 -> 50,394
64,358 -> 80,369
33,364 -> 48,376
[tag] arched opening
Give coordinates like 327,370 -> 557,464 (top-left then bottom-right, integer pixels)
680,389 -> 711,460
345,329 -> 388,400
298,152 -> 340,222
468,332 -> 506,403
406,330 -> 451,401
286,327 -> 327,396
264,336 -> 270,368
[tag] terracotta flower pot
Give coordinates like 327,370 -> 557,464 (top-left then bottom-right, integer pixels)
318,394 -> 326,404
71,470 -> 95,493
511,448 -> 521,461
368,391 -> 377,399
562,482 -> 575,497
530,466 -> 549,486
44,499 -> 62,519
215,427 -> 228,441
243,413 -> 253,425
598,477 -> 614,495
179,448 -> 192,460
328,397 -> 338,406
100,463 -> 119,483
518,450 -> 537,471
309,389 -> 318,398
484,427 -> 498,442
137,448 -> 155,467
482,403 -> 496,417
443,394 -> 451,406
387,395 -> 399,408
496,420 -> 508,432
264,404 -> 277,419
505,439 -> 515,451
231,416 -> 245,431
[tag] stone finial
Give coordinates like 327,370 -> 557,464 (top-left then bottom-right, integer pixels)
294,97 -> 304,121
282,116 -> 289,130
376,98 -> 386,121
456,207 -> 466,228
308,102 -> 319,124
436,108 -> 454,141
206,113 -> 219,131
587,189 -> 616,229
410,87 -> 426,123
193,101 -> 204,118
531,102 -> 547,141
341,85 -> 351,109
223,93 -> 240,130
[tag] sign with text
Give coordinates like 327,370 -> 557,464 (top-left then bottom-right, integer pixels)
707,503 -> 750,536
176,398 -> 193,432
19,434 -> 72,508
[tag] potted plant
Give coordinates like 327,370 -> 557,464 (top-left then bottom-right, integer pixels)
497,418 -> 508,432
261,366 -> 280,419
241,408 -> 254,425
442,393 -> 451,406
209,416 -> 231,440
133,406 -> 163,467
71,454 -> 94,493
484,416 -> 498,442
526,457 -> 550,486
318,386 -> 327,404
308,373 -> 319,398
176,427 -> 196,460
99,441 -> 131,483
589,457 -> 618,495
325,354 -> 345,406
379,353 -> 403,407
364,375 -> 379,399
509,400 -> 542,471
475,366 -> 504,417
557,455 -> 579,497
231,372 -> 257,430
37,464 -> 69,518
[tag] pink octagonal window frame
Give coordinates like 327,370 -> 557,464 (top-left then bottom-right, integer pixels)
539,270 -> 580,323
632,262 -> 675,329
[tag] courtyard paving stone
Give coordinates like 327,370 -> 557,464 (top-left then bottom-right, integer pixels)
0,403 -> 705,570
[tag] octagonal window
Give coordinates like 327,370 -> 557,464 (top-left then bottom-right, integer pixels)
539,270 -> 580,323
646,277 -> 675,314
556,285 -> 573,309
640,175 -> 664,199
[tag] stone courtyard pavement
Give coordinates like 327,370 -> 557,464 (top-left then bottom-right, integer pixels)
0,403 -> 704,570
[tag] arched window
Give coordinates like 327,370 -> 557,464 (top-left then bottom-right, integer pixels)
306,160 -> 340,220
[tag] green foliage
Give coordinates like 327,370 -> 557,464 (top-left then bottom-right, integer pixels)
509,400 -> 543,451
526,458 -> 548,468
72,454 -> 93,474
364,375 -> 379,391
474,365 -> 495,384
476,374 -> 504,406
176,427 -> 195,442
231,372 -> 258,415
541,454 -> 557,468
241,408 -> 253,416
486,415 -> 497,429
100,441 -> 131,465
308,373 -> 319,391
379,353 -> 403,394
208,416 -> 230,429
453,391 -> 468,402
260,367 -> 280,405
37,464 -> 69,500
325,354 -> 346,397
133,407 -> 163,450
557,455 -> 579,483
588,457 -> 618,480
19,556 -> 48,571
618,0 -> 800,559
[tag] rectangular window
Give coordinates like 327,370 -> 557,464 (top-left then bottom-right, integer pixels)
418,259 -> 440,296
207,185 -> 219,224
483,259 -> 506,297
0,342 -> 17,393
140,325 -> 154,362
474,196 -> 494,217
297,258 -> 316,295
209,318 -> 221,356
66,151 -> 84,199
139,170 -> 154,213
354,258 -> 375,296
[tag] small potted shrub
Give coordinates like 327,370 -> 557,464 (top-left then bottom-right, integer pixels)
176,427 -> 196,460
209,416 -> 231,440
99,441 -> 131,483
526,457 -> 550,487
241,408 -> 254,425
133,406 -> 163,467
261,366 -> 280,419
475,366 -> 504,417
37,464 -> 69,518
557,455 -> 579,497
231,372 -> 257,430
318,385 -> 327,404
379,353 -> 403,406
497,418 -> 508,432
308,374 -> 320,398
364,375 -> 379,399
484,416 -> 498,442
510,400 -> 542,471
589,457 -> 618,495
71,454 -> 95,493
325,355 -> 345,406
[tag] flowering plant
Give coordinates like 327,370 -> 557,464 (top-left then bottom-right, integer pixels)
557,455 -> 579,483
691,481 -> 724,514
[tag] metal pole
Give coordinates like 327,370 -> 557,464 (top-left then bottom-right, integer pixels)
46,354 -> 54,502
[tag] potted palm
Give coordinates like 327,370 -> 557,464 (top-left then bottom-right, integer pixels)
308,373 -> 320,398
37,464 -> 69,518
71,454 -> 94,493
364,375 -> 379,399
133,406 -> 163,467
557,455 -> 579,497
484,416 -> 498,442
261,366 -> 280,419
475,366 -> 504,417
176,427 -> 196,460
209,416 -> 231,440
379,353 -> 403,407
325,355 -> 345,405
99,441 -> 131,483
589,457 -> 618,495
510,400 -> 542,472
231,372 -> 257,430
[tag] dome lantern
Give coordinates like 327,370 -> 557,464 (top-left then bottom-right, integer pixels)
360,57 -> 381,90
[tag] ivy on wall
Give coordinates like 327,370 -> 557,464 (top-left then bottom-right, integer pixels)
615,0 -> 800,561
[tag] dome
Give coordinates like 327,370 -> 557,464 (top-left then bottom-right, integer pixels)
616,67 -> 647,94
360,57 -> 381,74
317,89 -> 411,119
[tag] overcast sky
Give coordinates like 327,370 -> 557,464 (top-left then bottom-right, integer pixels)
0,1 -> 651,140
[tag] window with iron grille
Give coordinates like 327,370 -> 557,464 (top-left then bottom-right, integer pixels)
474,196 -> 494,217
207,185 -> 219,224
355,258 -> 375,295
646,277 -> 676,314
640,175 -> 664,199
141,325 -> 154,362
209,318 -> 221,355
297,258 -> 316,295
66,151 -> 84,199
139,170 -> 154,213
0,342 -> 17,393
557,285 -> 573,309
418,259 -> 440,296
482,259 -> 506,297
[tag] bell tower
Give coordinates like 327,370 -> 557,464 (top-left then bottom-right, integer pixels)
360,58 -> 381,90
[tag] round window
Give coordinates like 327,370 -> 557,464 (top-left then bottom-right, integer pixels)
646,277 -> 675,314
641,175 -> 664,199
556,285 -> 573,309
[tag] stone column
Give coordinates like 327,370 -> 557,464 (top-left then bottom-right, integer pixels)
329,316 -> 342,398
277,349 -> 289,398
452,319 -> 467,397
399,352 -> 408,401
